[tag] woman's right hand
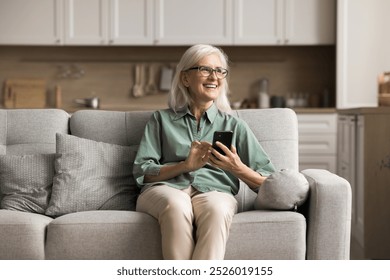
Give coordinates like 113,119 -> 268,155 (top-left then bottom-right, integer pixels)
183,141 -> 212,172
144,141 -> 211,183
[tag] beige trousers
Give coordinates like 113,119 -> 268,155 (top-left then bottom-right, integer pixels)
136,185 -> 238,260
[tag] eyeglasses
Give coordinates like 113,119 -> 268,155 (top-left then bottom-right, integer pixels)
185,66 -> 228,79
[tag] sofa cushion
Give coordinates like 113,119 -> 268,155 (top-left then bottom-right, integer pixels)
254,169 -> 309,211
45,210 -> 162,260
0,154 -> 55,214
0,209 -> 53,259
225,211 -> 306,259
45,134 -> 138,217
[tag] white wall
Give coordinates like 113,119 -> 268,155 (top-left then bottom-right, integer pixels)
337,0 -> 390,109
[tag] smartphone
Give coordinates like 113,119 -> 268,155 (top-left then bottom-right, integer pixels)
212,131 -> 233,155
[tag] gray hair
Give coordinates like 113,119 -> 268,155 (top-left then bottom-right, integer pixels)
168,44 -> 232,113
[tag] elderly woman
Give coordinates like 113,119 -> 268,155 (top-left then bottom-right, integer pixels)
133,44 -> 275,260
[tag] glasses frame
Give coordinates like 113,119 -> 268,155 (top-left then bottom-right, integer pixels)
185,65 -> 228,79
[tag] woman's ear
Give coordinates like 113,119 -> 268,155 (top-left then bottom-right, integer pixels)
181,72 -> 189,87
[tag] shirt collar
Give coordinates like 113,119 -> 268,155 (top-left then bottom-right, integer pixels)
172,103 -> 219,123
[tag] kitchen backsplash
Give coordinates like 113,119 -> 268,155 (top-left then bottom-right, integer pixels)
0,46 -> 335,111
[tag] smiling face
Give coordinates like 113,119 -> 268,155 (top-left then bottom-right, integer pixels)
181,54 -> 225,109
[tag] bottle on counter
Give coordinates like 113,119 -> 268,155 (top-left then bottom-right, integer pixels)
55,85 -> 62,108
286,92 -> 296,108
257,78 -> 270,109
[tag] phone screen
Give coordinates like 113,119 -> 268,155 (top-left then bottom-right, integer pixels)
212,131 -> 233,155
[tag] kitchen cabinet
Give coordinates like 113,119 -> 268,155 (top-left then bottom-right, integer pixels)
0,0 -> 335,46
155,0 -> 233,45
233,0 -> 336,45
297,113 -> 337,173
64,0 -> 107,45
337,108 -> 390,259
64,0 -> 153,45
0,0 -> 62,45
110,0 -> 154,45
336,0 -> 390,108
0,0 -> 153,45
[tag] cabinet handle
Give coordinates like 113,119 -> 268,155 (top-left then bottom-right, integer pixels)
55,38 -> 61,44
285,39 -> 289,44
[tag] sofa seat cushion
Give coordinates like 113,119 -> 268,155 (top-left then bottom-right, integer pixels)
0,210 -> 53,259
225,211 -> 306,260
45,210 -> 162,260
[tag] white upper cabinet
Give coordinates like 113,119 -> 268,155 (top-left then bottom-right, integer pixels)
234,0 -> 335,45
109,0 -> 154,45
285,0 -> 335,45
64,0 -> 108,45
0,0 -> 62,45
64,0 -> 153,45
233,0 -> 282,45
155,0 -> 233,45
0,0 -> 335,46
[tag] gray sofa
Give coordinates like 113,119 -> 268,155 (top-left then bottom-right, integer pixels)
0,108 -> 351,260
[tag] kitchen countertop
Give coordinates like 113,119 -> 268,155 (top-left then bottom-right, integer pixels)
338,106 -> 390,115
293,108 -> 337,114
61,106 -> 338,114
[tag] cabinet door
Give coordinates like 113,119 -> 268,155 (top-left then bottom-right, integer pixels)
336,0 -> 390,108
109,0 -> 154,45
233,0 -> 283,45
0,0 -> 62,45
355,116 -> 365,248
297,113 -> 337,172
299,155 -> 336,173
285,0 -> 335,45
337,115 -> 362,245
155,0 -> 233,45
64,0 -> 108,45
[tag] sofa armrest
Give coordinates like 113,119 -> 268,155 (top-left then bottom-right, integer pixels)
301,169 -> 352,260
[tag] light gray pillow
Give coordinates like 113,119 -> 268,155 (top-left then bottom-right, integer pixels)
45,133 -> 139,217
254,169 -> 309,211
0,154 -> 55,213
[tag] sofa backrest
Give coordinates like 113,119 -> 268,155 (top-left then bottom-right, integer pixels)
0,108 -> 298,212
70,108 -> 298,171
70,108 -> 299,212
0,109 -> 69,155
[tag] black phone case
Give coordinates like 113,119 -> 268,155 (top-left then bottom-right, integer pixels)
212,131 -> 233,155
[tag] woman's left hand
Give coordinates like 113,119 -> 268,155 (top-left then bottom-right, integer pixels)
208,141 -> 267,189
208,141 -> 244,173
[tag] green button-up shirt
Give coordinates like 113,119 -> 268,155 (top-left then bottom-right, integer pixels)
133,104 -> 275,195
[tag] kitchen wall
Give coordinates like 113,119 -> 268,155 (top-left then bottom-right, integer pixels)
0,46 -> 335,111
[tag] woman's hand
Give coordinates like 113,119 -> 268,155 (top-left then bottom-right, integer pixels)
209,141 -> 267,189
144,141 -> 211,183
208,141 -> 244,173
183,141 -> 212,172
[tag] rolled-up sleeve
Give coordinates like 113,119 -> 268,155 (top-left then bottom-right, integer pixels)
133,112 -> 163,188
236,121 -> 275,178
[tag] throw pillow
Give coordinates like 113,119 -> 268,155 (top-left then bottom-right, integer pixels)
0,154 -> 55,214
45,133 -> 139,217
254,169 -> 309,211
